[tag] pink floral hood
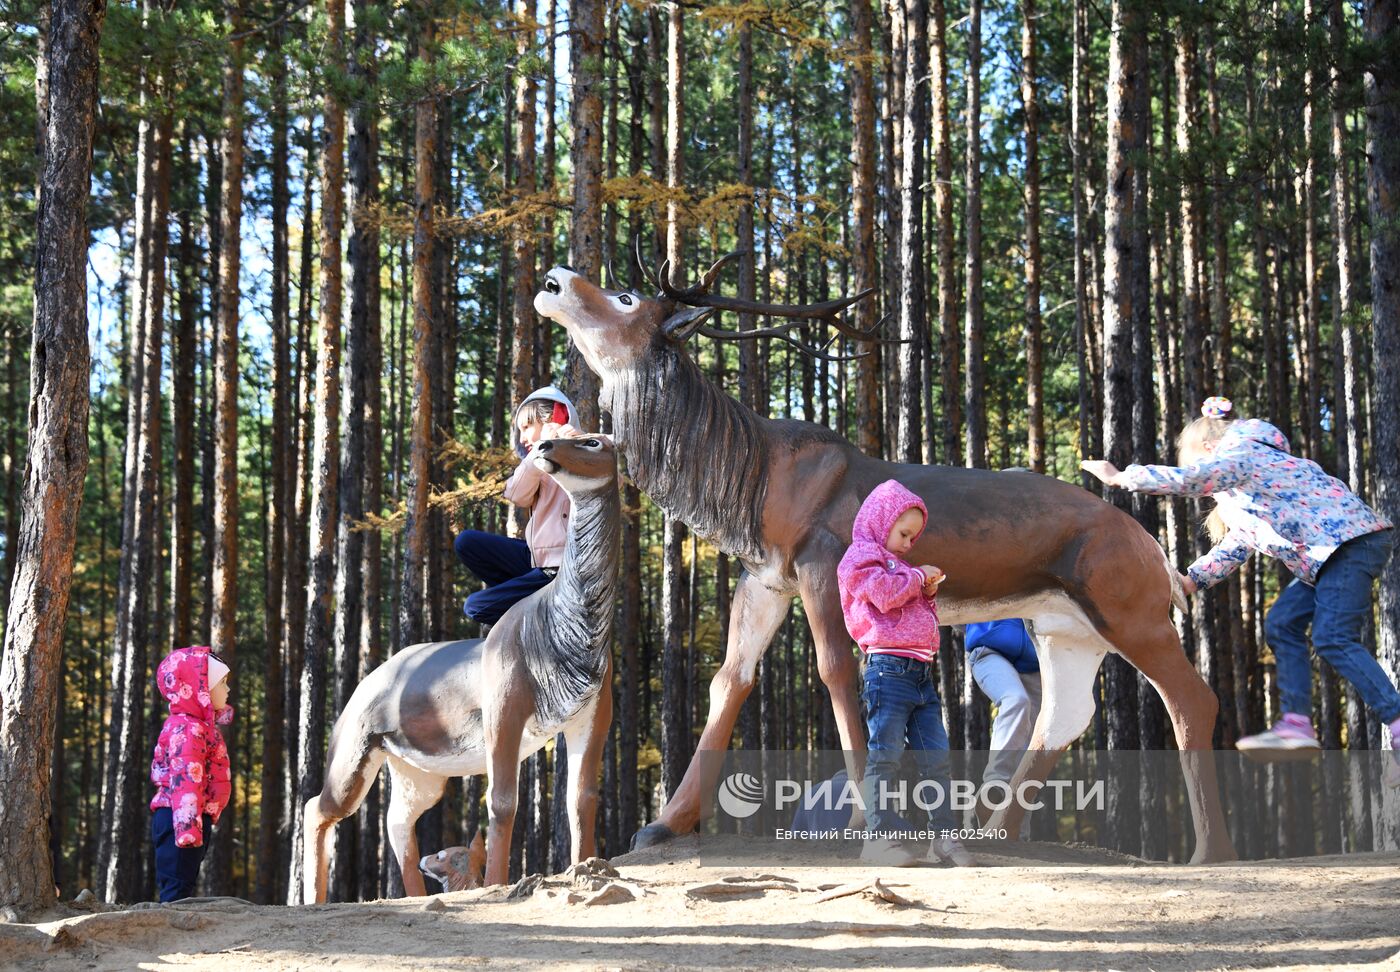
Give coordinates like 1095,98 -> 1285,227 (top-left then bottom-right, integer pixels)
837,481 -> 941,653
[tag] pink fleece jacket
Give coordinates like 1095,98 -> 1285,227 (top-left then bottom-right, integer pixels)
837,480 -> 941,662
149,646 -> 234,848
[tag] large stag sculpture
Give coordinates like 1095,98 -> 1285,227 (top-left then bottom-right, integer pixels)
302,436 -> 621,901
534,255 -> 1236,863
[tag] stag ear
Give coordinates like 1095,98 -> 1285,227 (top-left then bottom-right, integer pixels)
660,305 -> 715,342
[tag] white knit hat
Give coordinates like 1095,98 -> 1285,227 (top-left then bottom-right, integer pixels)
207,655 -> 230,689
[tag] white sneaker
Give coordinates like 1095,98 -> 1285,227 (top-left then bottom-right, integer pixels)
927,837 -> 977,867
1235,719 -> 1322,762
859,838 -> 918,867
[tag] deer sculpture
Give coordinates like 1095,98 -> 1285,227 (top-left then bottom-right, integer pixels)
534,254 -> 1236,863
302,436 -> 621,901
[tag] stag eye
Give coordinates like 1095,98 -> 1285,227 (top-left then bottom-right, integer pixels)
544,276 -> 560,295
584,438 -> 601,448
618,293 -> 633,306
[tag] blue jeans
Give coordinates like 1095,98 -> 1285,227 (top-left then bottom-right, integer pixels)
861,653 -> 957,834
454,529 -> 553,625
151,807 -> 214,902
1265,529 -> 1400,725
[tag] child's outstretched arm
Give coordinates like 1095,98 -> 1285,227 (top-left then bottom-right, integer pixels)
840,547 -> 929,613
1082,452 -> 1251,497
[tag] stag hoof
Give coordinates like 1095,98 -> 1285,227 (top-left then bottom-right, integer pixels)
630,822 -> 678,851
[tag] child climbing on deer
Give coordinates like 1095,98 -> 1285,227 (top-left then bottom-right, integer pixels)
455,385 -> 585,625
838,479 -> 975,867
1084,396 -> 1400,787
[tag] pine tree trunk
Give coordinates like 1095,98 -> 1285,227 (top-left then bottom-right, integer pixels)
170,138 -> 197,651
931,0 -> 958,466
963,0 -> 986,469
351,0 -> 384,901
512,0 -> 538,409
739,25 -> 760,415
101,36 -> 173,900
400,22 -> 434,656
1101,0 -> 1146,853
329,0 -> 379,899
848,2 -> 879,455
1364,0 -> 1400,852
565,0 -> 605,428
290,0 -> 347,903
896,0 -> 927,464
282,135 -> 316,887
1021,0 -> 1045,472
0,0 -> 103,914
255,0 -> 292,906
203,0 -> 246,894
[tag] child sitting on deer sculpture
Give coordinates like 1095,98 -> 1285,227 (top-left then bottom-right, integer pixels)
454,385 -> 584,625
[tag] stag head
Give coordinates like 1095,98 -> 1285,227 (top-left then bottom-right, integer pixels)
532,249 -> 886,379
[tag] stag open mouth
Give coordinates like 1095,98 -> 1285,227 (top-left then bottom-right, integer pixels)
533,456 -> 560,474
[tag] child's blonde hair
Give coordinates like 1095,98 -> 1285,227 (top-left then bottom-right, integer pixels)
1176,412 -> 1235,542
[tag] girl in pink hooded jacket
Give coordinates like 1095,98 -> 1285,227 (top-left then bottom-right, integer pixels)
149,645 -> 233,901
838,480 -> 973,867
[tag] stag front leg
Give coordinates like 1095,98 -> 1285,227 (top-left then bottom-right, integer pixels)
483,712 -> 528,887
564,667 -> 613,864
797,546 -> 868,821
633,570 -> 790,849
1129,623 -> 1237,863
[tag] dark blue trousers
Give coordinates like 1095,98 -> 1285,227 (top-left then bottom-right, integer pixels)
151,807 -> 214,902
454,529 -> 552,625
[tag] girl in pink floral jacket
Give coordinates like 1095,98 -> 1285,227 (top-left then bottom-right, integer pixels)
149,645 -> 234,901
1084,397 -> 1399,780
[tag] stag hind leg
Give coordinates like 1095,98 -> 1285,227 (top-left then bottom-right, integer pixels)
985,602 -> 1107,839
302,741 -> 387,904
1118,621 -> 1236,863
384,757 -> 448,897
634,570 -> 790,849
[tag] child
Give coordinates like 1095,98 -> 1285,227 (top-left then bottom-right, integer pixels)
455,385 -> 582,625
965,618 -> 1041,835
149,646 -> 233,902
838,479 -> 974,867
1083,396 -> 1400,783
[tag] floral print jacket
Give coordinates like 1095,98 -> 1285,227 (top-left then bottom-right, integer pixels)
1119,419 -> 1392,590
149,646 -> 234,848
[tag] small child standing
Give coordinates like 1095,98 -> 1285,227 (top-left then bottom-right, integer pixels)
149,646 -> 234,902
838,479 -> 974,867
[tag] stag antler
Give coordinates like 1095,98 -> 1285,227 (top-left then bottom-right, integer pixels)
653,250 -> 899,361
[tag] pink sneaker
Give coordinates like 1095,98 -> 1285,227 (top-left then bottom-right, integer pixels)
1236,714 -> 1321,762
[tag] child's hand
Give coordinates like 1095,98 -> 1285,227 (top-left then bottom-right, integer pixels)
919,566 -> 944,594
1081,459 -> 1124,486
1178,572 -> 1198,596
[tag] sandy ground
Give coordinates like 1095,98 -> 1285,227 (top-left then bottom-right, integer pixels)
4,837 -> 1399,972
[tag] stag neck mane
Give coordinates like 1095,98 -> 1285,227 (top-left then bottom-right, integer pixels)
518,477 -> 622,725
601,333 -> 776,565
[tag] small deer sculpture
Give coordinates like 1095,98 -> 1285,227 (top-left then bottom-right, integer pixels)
302,436 -> 621,901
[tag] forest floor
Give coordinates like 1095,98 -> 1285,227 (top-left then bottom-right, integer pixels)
3,835 -> 1399,972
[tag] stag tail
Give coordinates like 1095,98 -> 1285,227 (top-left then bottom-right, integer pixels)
1161,547 -> 1188,614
